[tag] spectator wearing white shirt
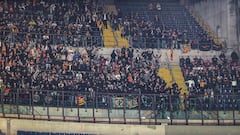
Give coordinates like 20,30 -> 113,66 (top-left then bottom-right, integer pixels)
156,3 -> 161,11
186,79 -> 195,93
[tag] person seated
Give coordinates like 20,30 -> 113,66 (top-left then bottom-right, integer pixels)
219,51 -> 226,61
211,55 -> 218,66
185,56 -> 191,66
156,2 -> 161,11
148,3 -> 153,10
231,51 -> 239,63
179,56 -> 185,68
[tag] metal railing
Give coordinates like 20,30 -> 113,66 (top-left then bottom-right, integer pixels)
0,30 -> 222,50
1,30 -> 104,48
1,89 -> 240,125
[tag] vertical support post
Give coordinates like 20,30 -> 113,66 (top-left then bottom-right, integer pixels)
16,89 -> 20,119
62,91 -> 65,121
95,93 -> 98,112
233,95 -> 236,125
217,95 -> 220,125
153,94 -> 157,125
138,94 -> 141,125
123,94 -> 126,124
185,108 -> 188,125
76,92 -> 80,122
47,91 -> 50,121
169,94 -> 173,125
107,94 -> 111,124
1,89 -> 5,117
184,95 -> 188,125
77,102 -> 80,122
201,95 -> 204,125
31,89 -> 35,120
92,93 -> 96,123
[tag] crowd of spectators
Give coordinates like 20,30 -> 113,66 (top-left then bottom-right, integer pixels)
180,52 -> 240,110
181,52 -> 240,95
0,0 -> 184,109
0,37 -> 181,96
0,0 -> 218,50
0,0 -> 105,47
1,0 -> 236,112
115,1 -> 211,49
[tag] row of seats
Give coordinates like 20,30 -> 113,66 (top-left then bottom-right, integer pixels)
179,51 -> 240,111
1,0 -> 103,47
0,0 -> 220,49
115,0 -> 212,49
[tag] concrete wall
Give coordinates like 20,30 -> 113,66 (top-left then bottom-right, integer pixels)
166,126 -> 240,135
0,118 -> 240,135
0,118 -> 166,135
97,48 -> 221,64
0,118 -> 7,134
193,0 -> 239,51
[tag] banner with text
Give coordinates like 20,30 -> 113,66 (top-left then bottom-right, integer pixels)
112,97 -> 138,109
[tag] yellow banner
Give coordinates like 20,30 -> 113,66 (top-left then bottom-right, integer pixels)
76,96 -> 86,106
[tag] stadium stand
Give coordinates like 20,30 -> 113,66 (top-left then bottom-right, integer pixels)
0,0 -> 240,129
115,0 -> 217,50
0,0 -> 103,47
180,52 -> 240,111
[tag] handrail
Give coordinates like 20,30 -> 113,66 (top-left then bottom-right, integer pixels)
165,52 -> 175,84
187,6 -> 223,47
1,90 -> 240,125
112,29 -> 118,47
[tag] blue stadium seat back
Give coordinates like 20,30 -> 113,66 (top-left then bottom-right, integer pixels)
21,131 -> 29,135
24,131 -> 31,135
50,133 -> 59,135
17,131 -> 21,135
35,132 -> 42,135
41,132 -> 50,135
17,131 -> 26,135
25,131 -> 35,135
34,132 -> 42,135
26,131 -> 34,135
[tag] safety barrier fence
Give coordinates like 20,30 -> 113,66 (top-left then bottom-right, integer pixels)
1,89 -> 240,125
0,30 -> 223,50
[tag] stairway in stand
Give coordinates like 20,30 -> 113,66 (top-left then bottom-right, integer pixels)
157,67 -> 172,88
101,22 -> 130,48
115,27 -> 130,48
102,22 -> 116,48
104,4 -> 130,48
171,65 -> 189,95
